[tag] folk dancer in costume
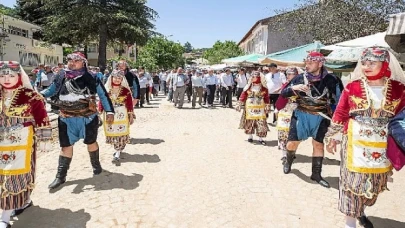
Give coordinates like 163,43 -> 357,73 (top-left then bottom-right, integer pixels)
99,70 -> 134,165
281,52 -> 342,188
41,52 -> 115,190
275,66 -> 299,163
236,71 -> 270,145
325,47 -> 405,228
0,61 -> 52,228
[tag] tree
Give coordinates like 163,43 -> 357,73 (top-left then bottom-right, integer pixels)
0,4 -> 18,17
25,0 -> 157,71
137,36 -> 185,71
203,41 -> 245,64
15,0 -> 47,25
184,41 -> 193,53
273,0 -> 405,45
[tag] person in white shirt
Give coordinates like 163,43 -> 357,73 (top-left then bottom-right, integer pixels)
160,70 -> 168,95
265,63 -> 286,124
166,69 -> 175,102
137,72 -> 149,107
235,68 -> 250,100
172,67 -> 189,108
203,69 -> 219,108
220,69 -> 234,108
191,71 -> 205,108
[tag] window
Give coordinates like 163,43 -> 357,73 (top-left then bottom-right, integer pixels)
7,26 -> 29,38
88,44 -> 98,53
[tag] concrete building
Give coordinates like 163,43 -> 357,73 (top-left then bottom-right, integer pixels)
238,14 -> 313,55
0,15 -> 63,67
85,43 -> 137,67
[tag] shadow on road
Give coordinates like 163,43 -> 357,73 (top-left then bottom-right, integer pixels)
262,140 -> 278,147
129,138 -> 165,145
294,154 -> 340,166
50,170 -> 143,194
120,153 -> 161,164
290,169 -> 339,190
12,207 -> 90,228
369,216 -> 405,228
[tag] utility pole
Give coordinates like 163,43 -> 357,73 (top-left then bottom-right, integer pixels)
0,14 -> 10,61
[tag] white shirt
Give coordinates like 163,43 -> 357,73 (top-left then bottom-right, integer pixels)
236,73 -> 250,88
266,72 -> 286,94
204,74 -> 218,85
191,75 -> 205,88
138,76 -> 149,88
221,74 -> 234,87
176,74 -> 185,87
160,73 -> 168,81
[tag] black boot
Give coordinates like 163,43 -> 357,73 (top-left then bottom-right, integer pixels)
310,157 -> 330,188
48,156 -> 72,189
89,149 -> 102,175
358,215 -> 374,228
283,150 -> 295,174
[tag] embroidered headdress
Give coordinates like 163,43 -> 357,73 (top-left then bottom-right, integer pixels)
352,46 -> 405,84
285,66 -> 299,75
67,52 -> 88,66
104,69 -> 130,92
361,47 -> 390,63
305,51 -> 326,63
0,61 -> 33,90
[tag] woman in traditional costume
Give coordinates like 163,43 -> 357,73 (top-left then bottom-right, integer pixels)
275,66 -> 299,163
236,71 -> 270,145
99,70 -> 134,165
0,61 -> 52,228
325,47 -> 405,228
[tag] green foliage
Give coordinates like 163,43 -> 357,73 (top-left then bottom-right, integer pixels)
23,0 -> 157,70
273,0 -> 405,45
137,36 -> 185,71
203,40 -> 245,64
184,42 -> 193,53
63,47 -> 73,57
15,0 -> 47,25
108,56 -> 137,69
0,4 -> 19,17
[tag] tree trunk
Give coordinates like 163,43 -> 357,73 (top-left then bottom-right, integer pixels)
118,41 -> 124,57
97,0 -> 108,72
84,43 -> 88,59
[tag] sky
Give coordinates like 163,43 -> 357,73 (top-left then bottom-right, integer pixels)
1,0 -> 300,48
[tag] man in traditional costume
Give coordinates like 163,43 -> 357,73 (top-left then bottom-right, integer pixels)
275,66 -> 299,163
0,61 -> 52,227
281,52 -> 342,188
325,47 -> 405,228
236,71 -> 270,145
41,52 -> 115,190
99,70 -> 134,165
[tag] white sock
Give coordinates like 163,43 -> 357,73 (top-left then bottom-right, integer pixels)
345,216 -> 356,228
282,150 -> 287,157
248,134 -> 253,140
115,151 -> 121,158
1,209 -> 12,224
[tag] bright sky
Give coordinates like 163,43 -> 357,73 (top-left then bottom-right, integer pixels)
2,0 -> 300,48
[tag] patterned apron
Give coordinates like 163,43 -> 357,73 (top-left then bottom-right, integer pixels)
103,106 -> 129,137
347,117 -> 391,173
245,97 -> 266,120
0,125 -> 34,176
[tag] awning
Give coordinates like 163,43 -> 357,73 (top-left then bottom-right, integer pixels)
258,41 -> 324,67
221,54 -> 265,64
385,13 -> 405,53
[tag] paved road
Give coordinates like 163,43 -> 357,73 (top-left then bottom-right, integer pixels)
10,95 -> 405,228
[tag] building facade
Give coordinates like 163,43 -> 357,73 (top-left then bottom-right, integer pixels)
238,15 -> 313,56
0,15 -> 63,67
